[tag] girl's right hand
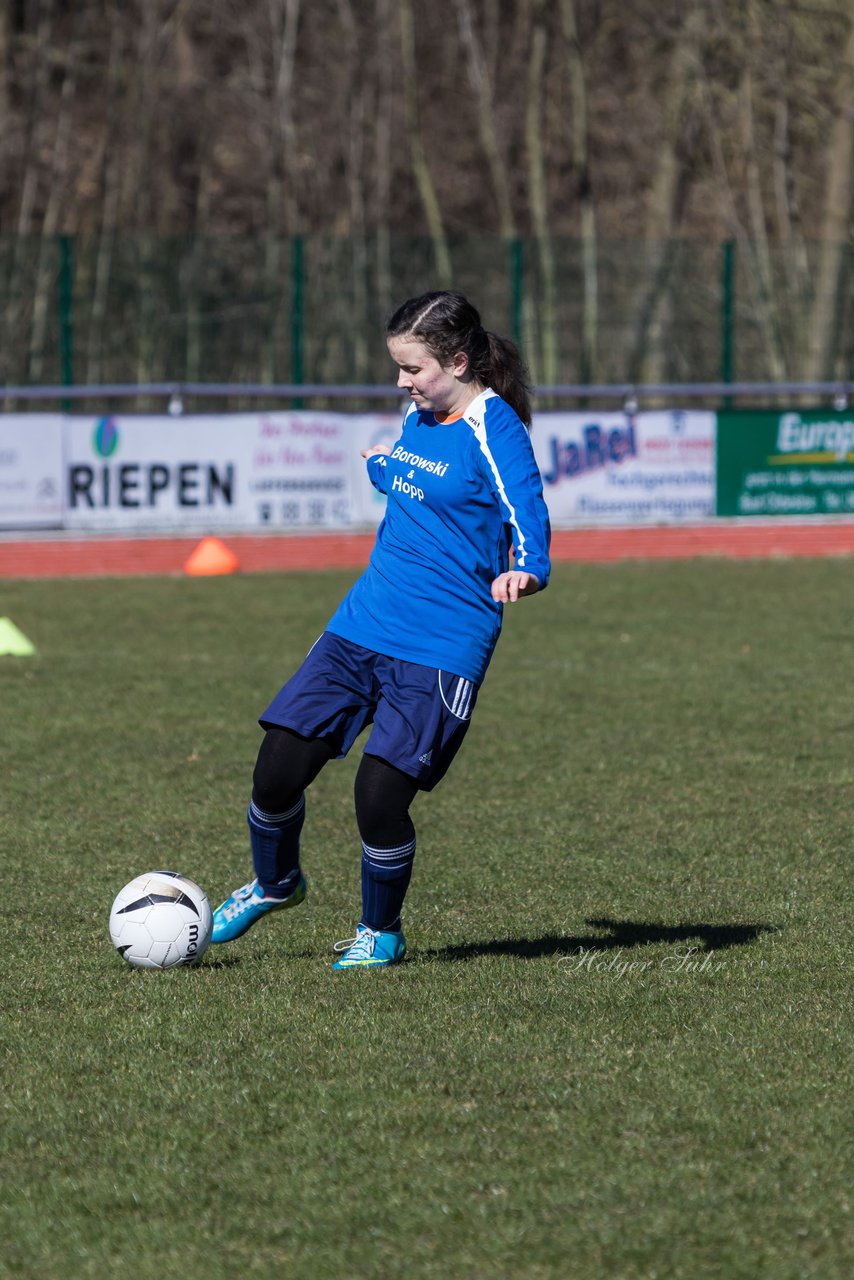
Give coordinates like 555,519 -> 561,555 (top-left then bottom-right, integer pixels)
360,443 -> 392,459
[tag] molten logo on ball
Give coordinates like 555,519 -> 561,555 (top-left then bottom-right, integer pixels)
109,871 -> 213,970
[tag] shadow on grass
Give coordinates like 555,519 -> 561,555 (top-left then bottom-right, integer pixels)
426,918 -> 778,963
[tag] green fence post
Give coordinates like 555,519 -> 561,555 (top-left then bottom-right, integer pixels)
510,238 -> 524,352
721,239 -> 735,407
291,234 -> 304,409
58,234 -> 74,408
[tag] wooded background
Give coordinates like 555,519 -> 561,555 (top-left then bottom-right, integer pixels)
2,0 -> 853,392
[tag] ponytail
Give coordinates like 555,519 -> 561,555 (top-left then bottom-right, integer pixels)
386,290 -> 533,429
482,331 -> 532,429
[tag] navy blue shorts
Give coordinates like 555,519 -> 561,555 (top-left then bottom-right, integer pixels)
259,632 -> 479,790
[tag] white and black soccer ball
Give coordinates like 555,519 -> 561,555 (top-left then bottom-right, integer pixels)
109,871 -> 213,970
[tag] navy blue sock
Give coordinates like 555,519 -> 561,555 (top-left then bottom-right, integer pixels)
360,837 -> 416,933
248,794 -> 305,897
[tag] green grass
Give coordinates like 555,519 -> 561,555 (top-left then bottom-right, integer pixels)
1,559 -> 852,1279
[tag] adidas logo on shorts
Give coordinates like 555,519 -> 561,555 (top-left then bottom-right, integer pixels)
419,750 -> 433,765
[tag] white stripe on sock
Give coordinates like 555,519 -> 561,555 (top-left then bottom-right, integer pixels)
362,839 -> 416,862
249,795 -> 305,827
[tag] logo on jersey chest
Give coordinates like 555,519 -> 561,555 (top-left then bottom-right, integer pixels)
388,443 -> 452,503
389,445 -> 451,477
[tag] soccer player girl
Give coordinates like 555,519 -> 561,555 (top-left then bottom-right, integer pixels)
211,290 -> 551,968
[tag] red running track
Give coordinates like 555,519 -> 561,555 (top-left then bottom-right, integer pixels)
2,522 -> 854,579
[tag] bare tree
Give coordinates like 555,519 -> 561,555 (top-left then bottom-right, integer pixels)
624,3 -> 706,383
267,0 -> 301,236
739,0 -> 786,380
454,0 -> 516,241
559,0 -> 597,383
399,0 -> 451,285
770,47 -> 811,311
806,5 -> 854,380
0,4 -> 9,132
85,8 -> 125,385
2,0 -> 854,390
261,0 -> 302,383
373,0 -> 395,320
700,8 -> 794,382
13,4 -> 52,239
175,14 -> 210,384
3,3 -> 52,387
338,0 -> 370,381
525,0 -> 557,386
28,4 -> 85,383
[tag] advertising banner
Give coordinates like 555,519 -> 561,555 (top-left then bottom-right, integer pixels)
530,410 -> 715,525
716,410 -> 854,517
65,415 -> 242,529
3,407 -> 717,533
247,410 -> 398,529
347,412 -> 402,525
63,412 -> 399,531
0,415 -> 63,528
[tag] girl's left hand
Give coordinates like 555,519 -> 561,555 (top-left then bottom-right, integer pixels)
491,571 -> 540,603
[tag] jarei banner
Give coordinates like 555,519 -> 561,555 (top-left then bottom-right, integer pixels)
530,410 -> 716,526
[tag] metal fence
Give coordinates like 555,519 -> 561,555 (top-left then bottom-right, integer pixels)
2,380 -> 852,417
2,234 -> 852,405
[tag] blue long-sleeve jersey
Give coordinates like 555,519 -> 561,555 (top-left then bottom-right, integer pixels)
326,389 -> 551,683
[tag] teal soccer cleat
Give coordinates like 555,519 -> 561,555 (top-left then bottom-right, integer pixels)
332,924 -> 406,970
211,874 -> 307,944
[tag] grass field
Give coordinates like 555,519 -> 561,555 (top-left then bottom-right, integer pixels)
1,558 -> 852,1279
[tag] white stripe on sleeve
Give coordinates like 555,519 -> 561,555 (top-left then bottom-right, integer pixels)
464,391 -> 529,569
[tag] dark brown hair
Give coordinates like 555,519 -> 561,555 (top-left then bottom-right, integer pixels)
386,290 -> 532,428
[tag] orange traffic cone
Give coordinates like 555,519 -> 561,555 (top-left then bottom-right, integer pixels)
184,537 -> 240,576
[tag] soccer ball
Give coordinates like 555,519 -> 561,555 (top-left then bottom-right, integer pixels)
109,871 -> 213,970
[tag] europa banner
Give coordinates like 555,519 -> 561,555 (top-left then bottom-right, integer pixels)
529,410 -> 715,525
716,410 -> 854,518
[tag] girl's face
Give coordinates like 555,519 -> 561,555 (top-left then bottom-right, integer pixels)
387,336 -> 471,416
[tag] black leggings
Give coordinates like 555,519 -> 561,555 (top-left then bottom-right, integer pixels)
252,726 -> 418,848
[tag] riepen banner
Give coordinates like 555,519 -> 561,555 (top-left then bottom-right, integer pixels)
63,412 -> 400,530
